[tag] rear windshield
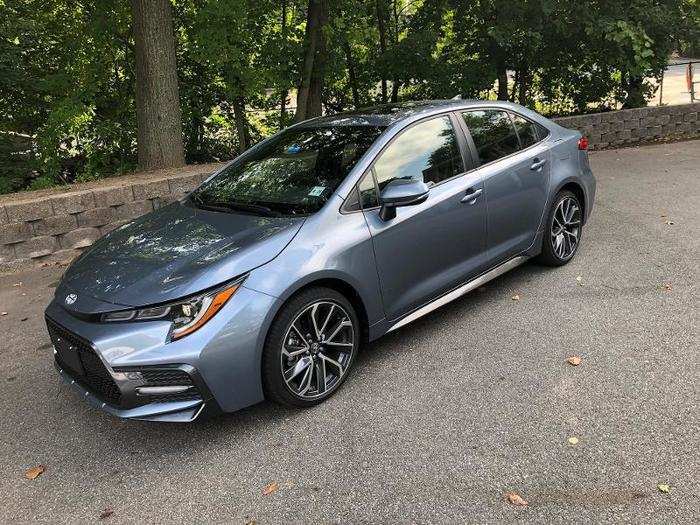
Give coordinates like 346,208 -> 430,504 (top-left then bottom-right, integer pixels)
190,125 -> 385,216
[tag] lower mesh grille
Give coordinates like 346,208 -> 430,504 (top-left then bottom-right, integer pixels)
140,368 -> 200,403
147,391 -> 201,403
47,317 -> 122,405
140,368 -> 194,386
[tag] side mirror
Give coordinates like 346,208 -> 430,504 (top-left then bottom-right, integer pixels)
378,178 -> 430,221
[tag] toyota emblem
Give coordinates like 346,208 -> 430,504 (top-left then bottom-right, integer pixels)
65,293 -> 78,305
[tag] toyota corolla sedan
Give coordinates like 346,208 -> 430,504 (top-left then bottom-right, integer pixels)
45,100 -> 595,422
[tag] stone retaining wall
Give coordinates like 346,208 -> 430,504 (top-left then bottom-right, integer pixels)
553,103 -> 699,149
0,165 -> 220,272
1,103 -> 698,272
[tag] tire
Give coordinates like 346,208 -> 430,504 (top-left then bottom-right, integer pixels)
536,190 -> 583,266
262,287 -> 360,408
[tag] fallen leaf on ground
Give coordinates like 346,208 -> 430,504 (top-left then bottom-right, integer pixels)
20,317 -> 28,322
568,436 -> 579,445
1,312 -> 7,316
511,294 -> 520,301
665,220 -> 674,225
13,282 -> 22,287
567,356 -> 582,366
657,483 -> 671,493
505,491 -> 528,506
662,282 -> 672,291
576,275 -> 583,286
25,465 -> 45,480
99,508 -> 114,520
262,482 -> 279,496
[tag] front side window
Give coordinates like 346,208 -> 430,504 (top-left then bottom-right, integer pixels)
373,116 -> 464,190
461,110 -> 520,164
190,125 -> 385,216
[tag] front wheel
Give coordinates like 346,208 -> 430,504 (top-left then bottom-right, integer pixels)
537,190 -> 583,266
262,287 -> 359,408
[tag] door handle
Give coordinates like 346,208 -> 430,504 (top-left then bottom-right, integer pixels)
461,187 -> 483,204
530,158 -> 547,171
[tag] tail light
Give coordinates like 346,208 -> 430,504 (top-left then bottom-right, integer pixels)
578,137 -> 589,150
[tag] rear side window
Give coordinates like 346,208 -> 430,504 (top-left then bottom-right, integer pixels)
510,113 -> 539,148
461,110 -> 520,164
373,115 -> 464,189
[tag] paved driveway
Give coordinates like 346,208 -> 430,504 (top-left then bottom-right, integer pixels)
1,140 -> 698,523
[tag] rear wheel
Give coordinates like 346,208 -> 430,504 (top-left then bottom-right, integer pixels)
262,287 -> 359,408
537,190 -> 583,266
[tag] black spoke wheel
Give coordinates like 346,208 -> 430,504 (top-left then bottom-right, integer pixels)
262,287 -> 359,407
537,190 -> 583,266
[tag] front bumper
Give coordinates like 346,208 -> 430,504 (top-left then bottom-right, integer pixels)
45,283 -> 281,421
54,362 -> 209,422
48,314 -> 221,422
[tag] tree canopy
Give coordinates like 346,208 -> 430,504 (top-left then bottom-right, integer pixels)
0,0 -> 697,194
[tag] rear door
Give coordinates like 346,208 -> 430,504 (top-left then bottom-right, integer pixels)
356,114 -> 488,321
459,109 -> 550,264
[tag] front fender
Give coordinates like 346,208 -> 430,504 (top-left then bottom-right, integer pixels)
242,209 -> 385,328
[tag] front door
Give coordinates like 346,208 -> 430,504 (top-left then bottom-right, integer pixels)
361,114 -> 489,321
460,109 -> 550,263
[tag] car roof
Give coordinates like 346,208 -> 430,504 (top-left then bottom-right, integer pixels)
303,99 -> 521,127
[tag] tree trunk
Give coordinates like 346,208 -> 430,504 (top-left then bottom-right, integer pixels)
623,75 -> 646,108
344,40 -> 360,108
518,68 -> 529,106
280,0 -> 288,127
510,70 -> 518,102
390,80 -> 400,102
497,66 -> 509,101
131,0 -> 185,170
389,0 -> 400,102
232,96 -> 251,154
294,0 -> 328,122
376,0 -> 389,104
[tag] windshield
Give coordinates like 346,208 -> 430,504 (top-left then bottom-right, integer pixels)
190,124 -> 386,216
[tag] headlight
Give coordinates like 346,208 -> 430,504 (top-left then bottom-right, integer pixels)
101,279 -> 243,340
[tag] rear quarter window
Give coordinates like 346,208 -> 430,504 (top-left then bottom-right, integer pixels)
510,113 -> 540,148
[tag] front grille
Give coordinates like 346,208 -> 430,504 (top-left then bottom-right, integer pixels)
46,317 -> 122,405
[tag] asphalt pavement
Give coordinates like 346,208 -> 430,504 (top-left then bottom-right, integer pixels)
0,140 -> 698,523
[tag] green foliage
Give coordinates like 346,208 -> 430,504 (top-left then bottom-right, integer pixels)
0,0 -> 690,194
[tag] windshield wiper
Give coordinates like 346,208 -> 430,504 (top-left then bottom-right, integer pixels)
193,197 -> 282,217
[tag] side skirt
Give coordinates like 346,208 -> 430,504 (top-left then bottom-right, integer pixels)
386,255 -> 529,333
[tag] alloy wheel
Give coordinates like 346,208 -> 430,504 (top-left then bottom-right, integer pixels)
280,301 -> 355,400
551,196 -> 581,260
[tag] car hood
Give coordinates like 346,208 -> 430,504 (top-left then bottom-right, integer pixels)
59,201 -> 304,311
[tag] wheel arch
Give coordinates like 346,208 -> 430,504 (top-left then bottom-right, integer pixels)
269,273 -> 372,344
555,180 -> 587,224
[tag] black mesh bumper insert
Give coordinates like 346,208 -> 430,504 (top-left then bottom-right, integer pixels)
137,368 -> 202,403
46,316 -> 122,405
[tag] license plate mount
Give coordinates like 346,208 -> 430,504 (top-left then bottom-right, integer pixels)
55,341 -> 85,376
